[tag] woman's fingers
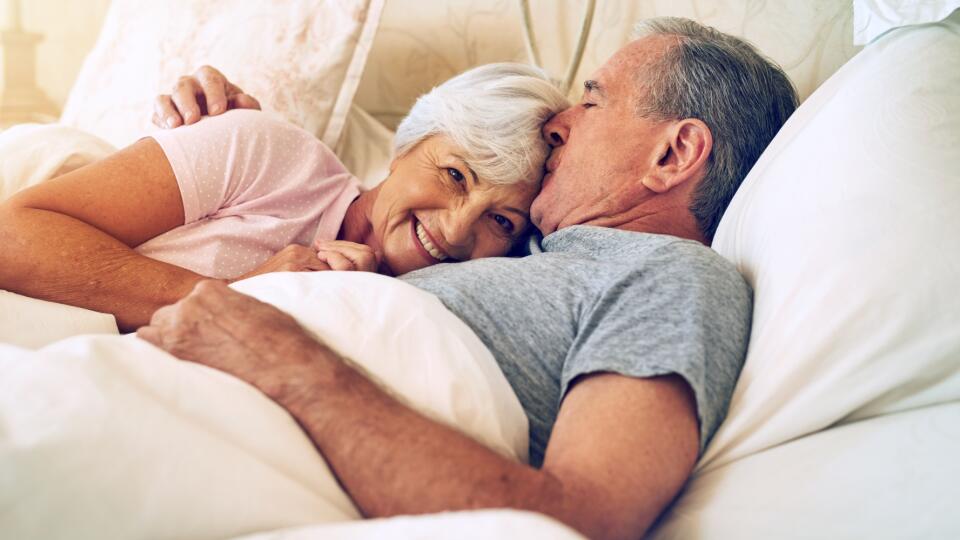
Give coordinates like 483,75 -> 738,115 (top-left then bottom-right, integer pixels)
314,241 -> 381,272
315,249 -> 356,272
171,76 -> 204,125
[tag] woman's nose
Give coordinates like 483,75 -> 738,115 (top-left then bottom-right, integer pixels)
441,205 -> 482,256
542,109 -> 571,147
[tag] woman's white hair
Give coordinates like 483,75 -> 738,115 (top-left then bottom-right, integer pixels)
394,63 -> 569,186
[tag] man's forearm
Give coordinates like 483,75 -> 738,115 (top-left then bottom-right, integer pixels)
0,207 -> 206,331
276,343 -> 575,524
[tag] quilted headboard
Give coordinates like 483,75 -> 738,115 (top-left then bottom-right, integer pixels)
355,0 -> 861,129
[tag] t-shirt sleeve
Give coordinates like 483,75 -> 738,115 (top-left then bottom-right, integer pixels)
149,109 -> 347,223
560,242 -> 752,453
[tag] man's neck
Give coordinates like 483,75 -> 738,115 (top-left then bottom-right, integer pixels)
565,200 -> 707,245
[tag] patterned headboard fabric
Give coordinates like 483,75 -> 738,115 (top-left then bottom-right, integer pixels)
356,0 -> 861,129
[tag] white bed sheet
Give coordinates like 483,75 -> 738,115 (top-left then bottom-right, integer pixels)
232,509 -> 584,540
0,272 -> 528,540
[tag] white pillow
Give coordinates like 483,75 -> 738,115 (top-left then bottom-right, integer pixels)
334,105 -> 395,189
60,0 -> 385,150
0,123 -> 114,201
0,272 -> 527,540
651,402 -> 960,539
648,12 -> 960,539
704,10 -> 960,471
0,290 -> 118,349
853,0 -> 960,43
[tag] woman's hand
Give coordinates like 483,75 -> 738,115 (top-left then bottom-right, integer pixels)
230,245 -> 332,283
230,241 -> 382,284
313,240 -> 382,273
152,65 -> 261,129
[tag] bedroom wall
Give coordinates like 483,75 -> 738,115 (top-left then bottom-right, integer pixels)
0,0 -> 111,114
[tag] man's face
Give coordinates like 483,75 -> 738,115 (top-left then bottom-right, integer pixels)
530,37 -> 675,235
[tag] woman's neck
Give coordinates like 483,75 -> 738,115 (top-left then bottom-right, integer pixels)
337,185 -> 378,244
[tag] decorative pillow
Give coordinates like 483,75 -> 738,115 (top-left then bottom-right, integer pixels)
704,10 -> 960,470
60,0 -> 384,150
853,0 -> 960,43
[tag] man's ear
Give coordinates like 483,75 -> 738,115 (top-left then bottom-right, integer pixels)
642,119 -> 713,194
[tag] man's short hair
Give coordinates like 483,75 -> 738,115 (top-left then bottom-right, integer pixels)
632,17 -> 799,241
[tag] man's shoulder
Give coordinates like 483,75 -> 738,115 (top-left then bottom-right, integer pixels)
541,226 -> 747,290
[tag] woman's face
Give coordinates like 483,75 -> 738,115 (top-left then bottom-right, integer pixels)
366,136 -> 539,275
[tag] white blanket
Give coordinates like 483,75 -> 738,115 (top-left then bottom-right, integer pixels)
0,272 -> 529,540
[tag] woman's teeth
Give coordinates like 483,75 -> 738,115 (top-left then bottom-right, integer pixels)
415,221 -> 448,261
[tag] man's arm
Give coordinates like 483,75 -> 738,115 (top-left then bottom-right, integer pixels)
152,65 -> 261,129
139,281 -> 700,540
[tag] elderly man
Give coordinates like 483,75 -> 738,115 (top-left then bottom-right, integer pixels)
141,17 -> 797,540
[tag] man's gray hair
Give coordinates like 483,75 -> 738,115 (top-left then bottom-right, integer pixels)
395,63 -> 569,186
632,17 -> 799,241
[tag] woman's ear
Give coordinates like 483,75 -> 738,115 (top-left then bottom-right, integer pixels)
641,118 -> 713,194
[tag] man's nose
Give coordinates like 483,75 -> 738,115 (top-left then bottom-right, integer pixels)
542,109 -> 571,147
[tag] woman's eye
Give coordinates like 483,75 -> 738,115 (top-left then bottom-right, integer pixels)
493,214 -> 514,233
582,102 -> 595,109
446,168 -> 465,183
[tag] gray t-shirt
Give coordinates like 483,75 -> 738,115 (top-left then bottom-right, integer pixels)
401,225 -> 751,466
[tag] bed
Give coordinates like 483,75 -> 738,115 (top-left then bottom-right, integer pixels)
1,1 -> 959,538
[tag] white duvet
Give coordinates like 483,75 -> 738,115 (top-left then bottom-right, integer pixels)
0,272 -> 529,540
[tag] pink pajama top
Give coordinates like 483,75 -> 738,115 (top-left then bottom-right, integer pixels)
136,109 -> 361,279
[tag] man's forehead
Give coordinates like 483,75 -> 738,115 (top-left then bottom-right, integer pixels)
586,36 -> 672,94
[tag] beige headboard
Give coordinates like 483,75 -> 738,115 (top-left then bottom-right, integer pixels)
356,0 -> 862,130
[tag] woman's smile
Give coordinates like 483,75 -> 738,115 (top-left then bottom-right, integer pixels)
411,217 -> 451,263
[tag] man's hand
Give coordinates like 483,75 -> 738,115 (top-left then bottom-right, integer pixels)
231,245 -> 332,283
136,280 -> 328,401
152,65 -> 262,129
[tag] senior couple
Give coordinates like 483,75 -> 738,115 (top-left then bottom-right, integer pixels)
0,17 -> 797,539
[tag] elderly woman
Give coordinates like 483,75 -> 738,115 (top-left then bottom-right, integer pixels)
0,64 -> 568,331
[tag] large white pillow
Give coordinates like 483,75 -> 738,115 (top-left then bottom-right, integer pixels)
704,6 -> 960,472
854,0 -> 960,43
651,402 -> 960,539
0,272 -> 527,540
60,0 -> 384,150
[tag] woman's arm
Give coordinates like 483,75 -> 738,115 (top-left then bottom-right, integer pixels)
0,138 -> 208,331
